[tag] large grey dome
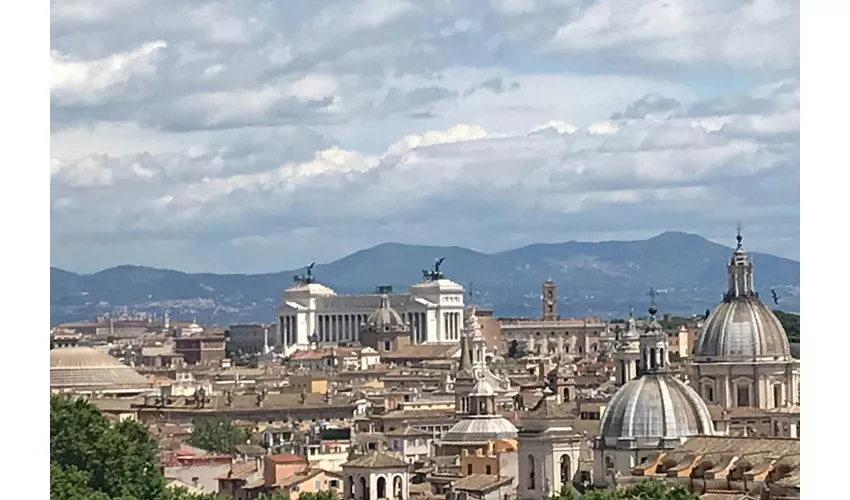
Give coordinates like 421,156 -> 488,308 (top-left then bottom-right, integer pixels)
599,374 -> 714,448
442,416 -> 518,443
50,347 -> 151,390
694,296 -> 791,361
693,235 -> 792,362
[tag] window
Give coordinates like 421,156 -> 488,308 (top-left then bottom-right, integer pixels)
703,384 -> 714,402
384,341 -> 392,351
528,455 -> 536,490
560,455 -> 571,484
486,465 -> 492,475
773,385 -> 783,408
467,464 -> 473,475
315,480 -> 322,490
604,456 -> 615,477
329,480 -> 339,488
736,384 -> 750,407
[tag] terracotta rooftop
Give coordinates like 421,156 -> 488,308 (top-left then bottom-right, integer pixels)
217,461 -> 259,480
380,408 -> 455,420
289,347 -> 372,360
134,392 -> 356,412
267,453 -> 307,464
276,469 -> 340,489
451,474 -> 512,492
381,344 -> 459,360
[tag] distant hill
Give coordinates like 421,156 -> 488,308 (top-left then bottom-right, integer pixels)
50,231 -> 800,325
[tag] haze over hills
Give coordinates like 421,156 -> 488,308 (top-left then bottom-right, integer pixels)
50,231 -> 800,326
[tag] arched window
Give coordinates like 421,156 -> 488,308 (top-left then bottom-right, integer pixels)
604,456 -> 614,475
377,476 -> 387,499
773,384 -> 783,408
773,421 -> 781,436
528,455 -> 536,490
348,476 -> 355,499
563,387 -> 571,402
560,454 -> 572,485
359,477 -> 368,500
393,476 -> 403,499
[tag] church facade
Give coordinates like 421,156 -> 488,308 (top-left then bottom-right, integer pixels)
688,233 -> 801,414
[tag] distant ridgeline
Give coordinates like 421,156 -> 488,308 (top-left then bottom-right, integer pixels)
49,231 -> 800,325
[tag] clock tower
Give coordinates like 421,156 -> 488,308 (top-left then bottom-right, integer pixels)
542,279 -> 558,321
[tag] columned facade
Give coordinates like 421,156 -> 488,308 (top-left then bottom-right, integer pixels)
276,278 -> 465,355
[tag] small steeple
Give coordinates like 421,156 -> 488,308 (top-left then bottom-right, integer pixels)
463,306 -> 487,366
638,304 -> 670,375
726,227 -> 755,300
622,307 -> 639,341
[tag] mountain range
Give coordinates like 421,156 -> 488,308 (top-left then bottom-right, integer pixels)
50,231 -> 800,326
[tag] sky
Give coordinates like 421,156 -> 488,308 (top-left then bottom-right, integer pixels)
50,0 -> 800,274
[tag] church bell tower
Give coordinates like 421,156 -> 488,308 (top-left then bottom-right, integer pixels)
542,279 -> 558,321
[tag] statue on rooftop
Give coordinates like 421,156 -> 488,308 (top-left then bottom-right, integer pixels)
293,263 -> 317,285
421,257 -> 446,281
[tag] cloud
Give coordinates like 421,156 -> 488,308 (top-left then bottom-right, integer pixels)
51,80 -> 799,272
50,0 -> 798,134
50,1 -> 800,272
611,94 -> 682,120
547,0 -> 799,70
463,77 -> 521,98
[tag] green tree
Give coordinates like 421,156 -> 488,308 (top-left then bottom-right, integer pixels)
773,310 -> 800,343
577,479 -> 699,500
51,395 -> 166,500
163,486 -> 225,500
51,395 -> 228,500
187,417 -> 251,453
255,492 -> 289,500
548,485 -> 577,500
297,492 -> 340,500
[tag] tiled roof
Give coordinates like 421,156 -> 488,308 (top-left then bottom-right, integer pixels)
276,469 -> 327,489
451,474 -> 512,492
381,344 -> 459,360
524,396 -> 574,420
267,453 -> 307,464
217,461 -> 259,480
380,409 -> 454,420
343,451 -> 409,469
385,425 -> 431,437
135,392 -> 357,412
